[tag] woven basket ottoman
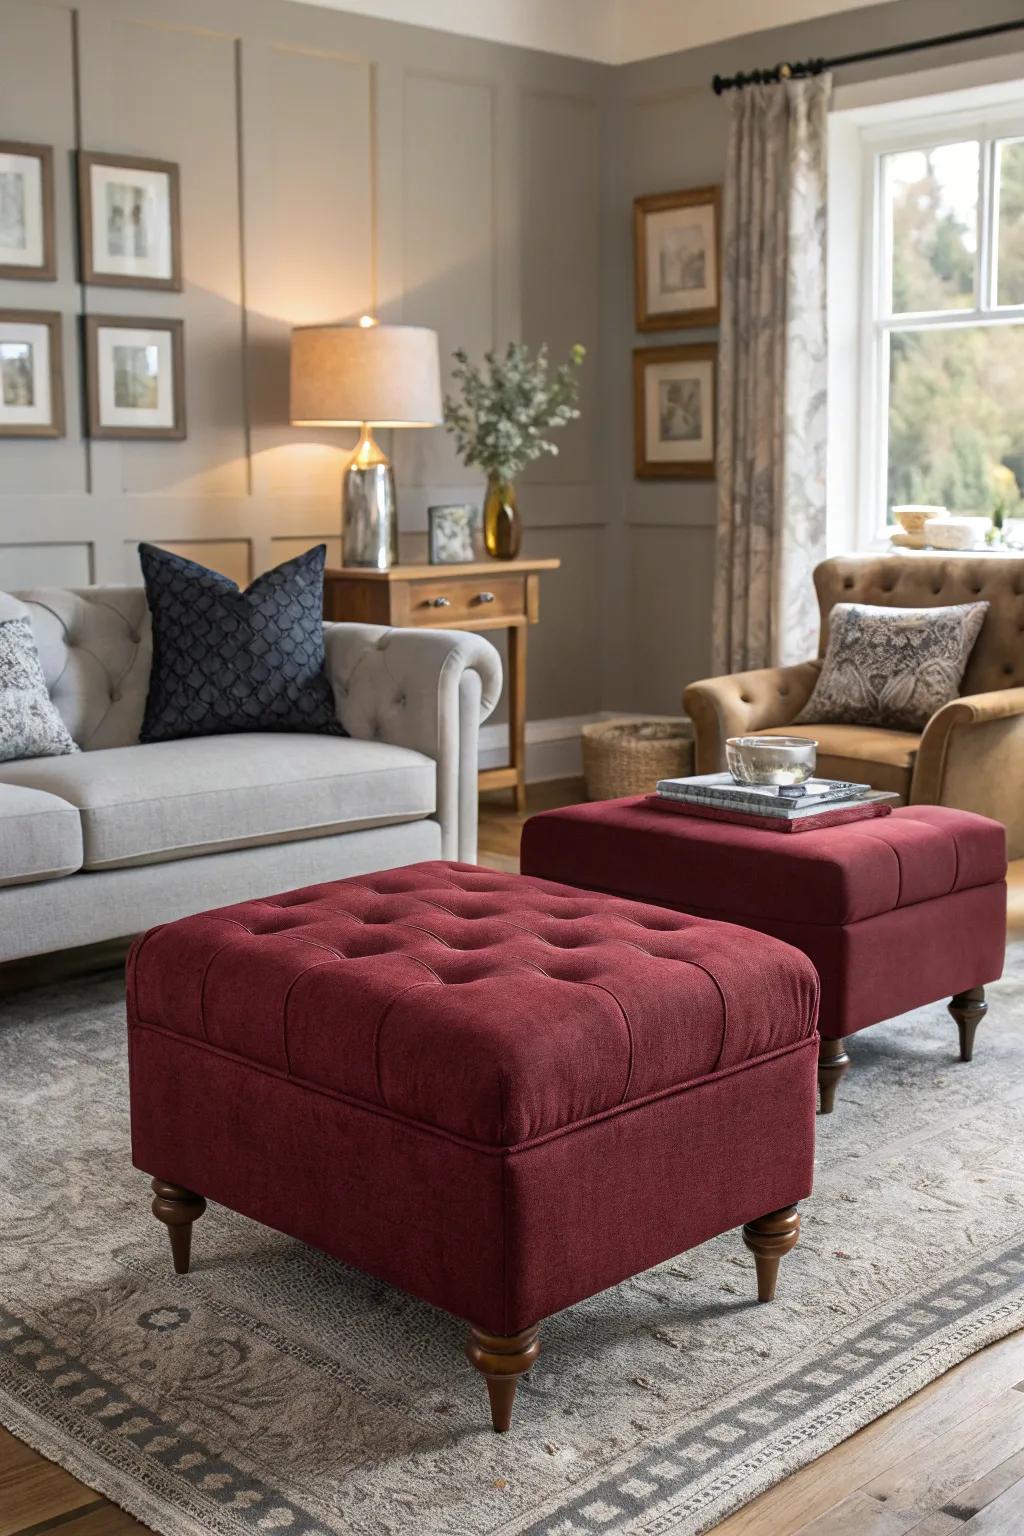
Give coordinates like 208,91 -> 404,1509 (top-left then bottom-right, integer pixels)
127,861 -> 819,1431
521,800 -> 1007,1114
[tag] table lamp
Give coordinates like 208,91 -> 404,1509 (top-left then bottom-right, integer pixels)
290,319 -> 442,569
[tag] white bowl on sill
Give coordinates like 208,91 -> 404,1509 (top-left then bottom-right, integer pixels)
925,516 -> 991,551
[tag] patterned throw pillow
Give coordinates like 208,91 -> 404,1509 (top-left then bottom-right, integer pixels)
795,601 -> 989,733
139,543 -> 344,743
0,611 -> 79,762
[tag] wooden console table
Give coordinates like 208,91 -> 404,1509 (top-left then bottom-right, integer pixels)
324,558 -> 561,811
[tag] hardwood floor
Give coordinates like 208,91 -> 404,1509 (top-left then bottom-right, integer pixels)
2,777 -> 1022,1535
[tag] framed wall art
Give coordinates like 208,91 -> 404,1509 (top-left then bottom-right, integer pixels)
0,142 -> 56,281
0,310 -> 64,438
633,343 -> 716,479
428,504 -> 482,564
78,152 -> 182,291
84,315 -> 185,439
634,186 -> 720,331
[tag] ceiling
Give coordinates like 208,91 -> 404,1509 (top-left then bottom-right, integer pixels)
288,0 -> 901,65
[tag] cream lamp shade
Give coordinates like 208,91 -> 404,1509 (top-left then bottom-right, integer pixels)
290,322 -> 442,428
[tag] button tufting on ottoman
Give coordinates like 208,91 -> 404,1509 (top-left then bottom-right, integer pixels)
128,861 -> 819,1430
521,801 -> 1008,1114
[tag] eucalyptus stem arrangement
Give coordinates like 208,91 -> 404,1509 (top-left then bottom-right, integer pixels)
443,341 -> 586,558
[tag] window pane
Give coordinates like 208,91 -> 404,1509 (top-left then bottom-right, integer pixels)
888,326 -> 1024,516
885,142 -> 979,313
996,139 -> 1024,306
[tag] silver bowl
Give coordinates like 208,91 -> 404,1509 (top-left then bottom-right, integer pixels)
725,735 -> 818,787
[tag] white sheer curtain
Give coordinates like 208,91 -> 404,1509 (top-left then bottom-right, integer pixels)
712,74 -> 831,674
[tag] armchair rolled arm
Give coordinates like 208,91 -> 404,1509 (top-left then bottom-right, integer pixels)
912,686 -> 1024,857
684,660 -> 822,774
323,623 -> 502,863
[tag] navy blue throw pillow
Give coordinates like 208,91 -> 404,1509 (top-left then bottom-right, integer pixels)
139,543 -> 344,743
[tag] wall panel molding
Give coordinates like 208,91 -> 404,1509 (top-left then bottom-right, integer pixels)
0,0 -> 610,725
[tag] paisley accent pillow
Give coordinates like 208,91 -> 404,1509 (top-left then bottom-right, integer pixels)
795,601 -> 988,733
139,542 -> 344,743
0,612 -> 80,762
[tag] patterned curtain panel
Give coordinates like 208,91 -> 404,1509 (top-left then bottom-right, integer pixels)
712,74 -> 831,674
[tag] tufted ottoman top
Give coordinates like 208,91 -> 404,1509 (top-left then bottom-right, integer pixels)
128,861 -> 819,1147
521,802 -> 1008,928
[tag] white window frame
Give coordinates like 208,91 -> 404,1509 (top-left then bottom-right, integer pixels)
857,100 -> 1024,547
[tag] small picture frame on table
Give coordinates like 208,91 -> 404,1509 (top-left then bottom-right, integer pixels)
78,151 -> 182,291
84,314 -> 185,440
0,141 -> 56,281
0,310 -> 64,438
428,504 -> 482,564
634,344 -> 716,480
634,186 -> 720,331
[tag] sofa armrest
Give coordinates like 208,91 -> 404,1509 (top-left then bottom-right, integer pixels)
323,623 -> 502,863
683,661 -> 822,774
912,686 -> 1024,857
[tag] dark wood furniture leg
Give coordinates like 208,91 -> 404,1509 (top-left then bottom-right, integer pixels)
742,1206 -> 800,1303
151,1178 -> 206,1274
949,986 -> 987,1062
818,1036 -> 851,1115
466,1324 -> 540,1432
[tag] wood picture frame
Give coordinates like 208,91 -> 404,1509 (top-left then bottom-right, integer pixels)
634,343 -> 716,480
634,186 -> 720,332
84,314 -> 186,440
0,309 -> 64,437
78,151 -> 182,291
0,141 -> 56,281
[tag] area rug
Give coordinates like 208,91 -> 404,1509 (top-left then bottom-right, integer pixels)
1,948 -> 1023,1536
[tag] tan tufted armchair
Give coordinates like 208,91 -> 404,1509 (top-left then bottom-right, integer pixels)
684,555 -> 1024,857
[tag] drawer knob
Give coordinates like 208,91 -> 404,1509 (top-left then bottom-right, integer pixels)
476,591 -> 496,604
427,595 -> 451,608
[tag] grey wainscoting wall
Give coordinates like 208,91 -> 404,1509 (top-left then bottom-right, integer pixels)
0,0 -> 609,727
5,0 -> 1022,729
604,0 -> 1024,715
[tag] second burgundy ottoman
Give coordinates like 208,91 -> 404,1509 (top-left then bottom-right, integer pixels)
128,860 -> 819,1431
521,800 -> 1007,1112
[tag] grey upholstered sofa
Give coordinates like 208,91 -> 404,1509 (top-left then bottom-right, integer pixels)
0,586 -> 501,964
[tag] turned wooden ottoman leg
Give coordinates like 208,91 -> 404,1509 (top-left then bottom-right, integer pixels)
742,1206 -> 800,1303
949,986 -> 987,1063
151,1178 -> 206,1275
466,1324 -> 540,1432
818,1036 -> 851,1114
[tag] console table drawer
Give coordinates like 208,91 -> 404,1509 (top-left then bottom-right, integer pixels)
406,574 -> 525,627
323,558 -> 560,813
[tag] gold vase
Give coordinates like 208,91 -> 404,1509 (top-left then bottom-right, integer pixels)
483,474 -> 522,560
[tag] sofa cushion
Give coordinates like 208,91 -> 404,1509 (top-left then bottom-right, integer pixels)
127,861 -> 820,1146
0,733 -> 435,870
139,542 -> 342,744
756,722 -> 919,799
0,783 -> 83,887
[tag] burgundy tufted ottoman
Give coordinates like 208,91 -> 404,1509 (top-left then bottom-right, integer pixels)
521,801 -> 1007,1113
127,861 -> 819,1430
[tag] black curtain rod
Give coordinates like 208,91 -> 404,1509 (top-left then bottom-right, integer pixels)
711,17 -> 1024,94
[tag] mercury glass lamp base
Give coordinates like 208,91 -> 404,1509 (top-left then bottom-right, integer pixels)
342,461 -> 398,569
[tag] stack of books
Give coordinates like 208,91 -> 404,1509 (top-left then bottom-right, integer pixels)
650,773 -> 900,834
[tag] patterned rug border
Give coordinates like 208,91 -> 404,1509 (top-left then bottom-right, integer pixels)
2,1236 -> 1023,1536
511,1236 -> 1024,1534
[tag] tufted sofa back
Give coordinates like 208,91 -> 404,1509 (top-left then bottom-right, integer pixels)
15,587 -> 152,749
814,555 -> 1024,696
